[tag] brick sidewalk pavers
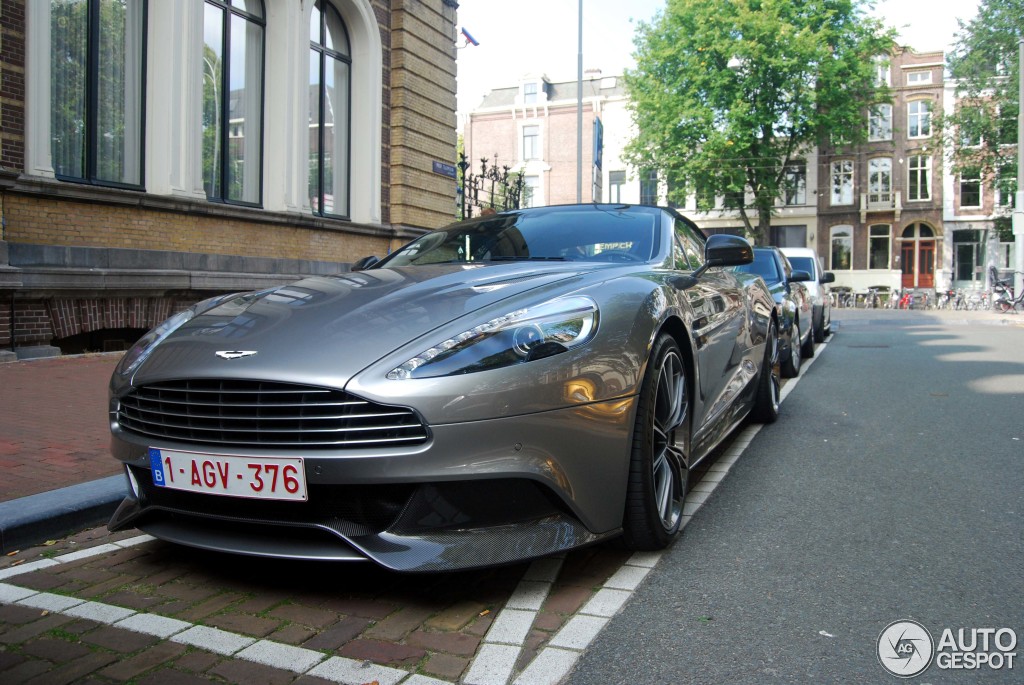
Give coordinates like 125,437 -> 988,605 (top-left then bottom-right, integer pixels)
0,354 -> 121,501
0,526 -> 636,685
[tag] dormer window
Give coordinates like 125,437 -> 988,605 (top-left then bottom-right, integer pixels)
524,82 -> 538,105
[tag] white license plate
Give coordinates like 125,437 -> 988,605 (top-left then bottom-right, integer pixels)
149,448 -> 307,501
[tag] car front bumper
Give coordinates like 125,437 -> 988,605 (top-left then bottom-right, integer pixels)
108,397 -> 637,572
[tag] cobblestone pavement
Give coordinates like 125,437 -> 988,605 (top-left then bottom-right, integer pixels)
0,523 -> 652,685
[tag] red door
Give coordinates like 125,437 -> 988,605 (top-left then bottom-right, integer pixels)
901,242 -> 916,288
918,241 -> 935,289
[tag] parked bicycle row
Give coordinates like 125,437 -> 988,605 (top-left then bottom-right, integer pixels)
828,278 -> 1024,313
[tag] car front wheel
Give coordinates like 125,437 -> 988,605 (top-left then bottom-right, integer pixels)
622,334 -> 688,550
780,319 -> 802,378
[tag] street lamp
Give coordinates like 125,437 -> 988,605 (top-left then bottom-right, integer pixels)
1014,38 -> 1024,297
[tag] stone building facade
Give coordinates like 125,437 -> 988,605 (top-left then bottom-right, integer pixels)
0,0 -> 458,359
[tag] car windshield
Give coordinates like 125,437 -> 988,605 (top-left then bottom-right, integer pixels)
376,205 -> 660,266
731,249 -> 781,284
786,256 -> 815,276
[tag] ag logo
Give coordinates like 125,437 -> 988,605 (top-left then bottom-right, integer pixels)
878,620 -> 934,678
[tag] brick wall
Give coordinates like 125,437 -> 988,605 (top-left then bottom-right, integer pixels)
0,0 -> 25,170
389,0 -> 458,229
0,294 -> 193,348
2,193 -> 391,264
49,296 -> 181,340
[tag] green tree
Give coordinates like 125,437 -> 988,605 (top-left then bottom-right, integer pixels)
943,0 -> 1022,239
625,0 -> 894,244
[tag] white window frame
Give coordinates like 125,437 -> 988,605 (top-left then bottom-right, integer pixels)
868,158 -> 892,205
906,70 -> 932,85
868,224 -> 891,270
831,160 -> 854,206
783,162 -> 806,206
868,104 -> 892,142
522,124 -> 540,161
959,171 -> 982,208
908,100 -> 932,139
608,170 -> 626,203
874,57 -> 890,87
523,174 -> 541,207
830,225 -> 853,270
907,154 -> 931,201
523,82 -> 538,105
996,176 -> 1016,208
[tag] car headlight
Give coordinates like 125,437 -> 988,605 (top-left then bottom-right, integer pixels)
115,292 -> 244,377
387,296 -> 599,379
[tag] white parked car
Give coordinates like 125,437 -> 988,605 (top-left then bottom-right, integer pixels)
780,247 -> 835,342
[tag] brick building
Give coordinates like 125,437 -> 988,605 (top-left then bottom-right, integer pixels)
0,0 -> 459,359
463,71 -> 622,209
464,45 -> 1019,301
817,47 -> 946,295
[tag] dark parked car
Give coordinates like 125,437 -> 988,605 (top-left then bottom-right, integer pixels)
731,246 -> 813,377
108,204 -> 781,572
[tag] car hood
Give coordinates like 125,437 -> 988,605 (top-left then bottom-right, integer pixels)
130,262 -> 600,388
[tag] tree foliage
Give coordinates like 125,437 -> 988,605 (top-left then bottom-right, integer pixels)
944,0 -> 1022,239
625,0 -> 894,243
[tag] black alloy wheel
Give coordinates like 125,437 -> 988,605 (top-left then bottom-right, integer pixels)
623,334 -> 689,550
750,320 -> 781,423
800,316 -> 815,358
780,319 -> 802,378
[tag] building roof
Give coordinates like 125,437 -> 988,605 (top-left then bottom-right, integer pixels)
476,75 -> 625,110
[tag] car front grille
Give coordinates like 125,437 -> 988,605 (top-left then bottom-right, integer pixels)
117,379 -> 429,449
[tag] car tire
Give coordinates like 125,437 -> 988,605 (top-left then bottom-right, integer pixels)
622,333 -> 688,551
813,310 -> 825,343
750,320 -> 780,424
801,318 -> 815,358
780,320 -> 802,378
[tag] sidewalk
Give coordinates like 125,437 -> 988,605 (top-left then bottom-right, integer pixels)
0,353 -> 124,553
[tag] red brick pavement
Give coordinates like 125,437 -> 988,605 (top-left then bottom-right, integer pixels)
0,354 -> 122,501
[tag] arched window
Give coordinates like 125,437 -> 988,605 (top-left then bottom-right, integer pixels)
830,226 -> 852,270
309,1 -> 351,218
202,0 -> 265,205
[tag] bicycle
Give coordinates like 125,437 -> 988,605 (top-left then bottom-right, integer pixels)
993,276 -> 1024,313
862,288 -> 880,309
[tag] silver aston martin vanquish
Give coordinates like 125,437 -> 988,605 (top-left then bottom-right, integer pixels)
108,204 -> 781,572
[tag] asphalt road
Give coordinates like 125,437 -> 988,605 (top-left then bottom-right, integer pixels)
565,313 -> 1024,684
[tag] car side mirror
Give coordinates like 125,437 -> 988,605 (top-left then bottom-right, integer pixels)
704,234 -> 753,268
674,234 -> 753,290
820,271 -> 836,284
789,270 -> 811,283
351,255 -> 379,272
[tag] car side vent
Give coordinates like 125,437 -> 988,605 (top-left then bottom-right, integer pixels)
117,379 -> 429,449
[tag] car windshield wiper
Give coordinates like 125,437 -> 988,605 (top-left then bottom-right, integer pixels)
485,256 -> 567,261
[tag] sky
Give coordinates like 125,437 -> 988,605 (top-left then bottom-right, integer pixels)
455,0 -> 982,120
